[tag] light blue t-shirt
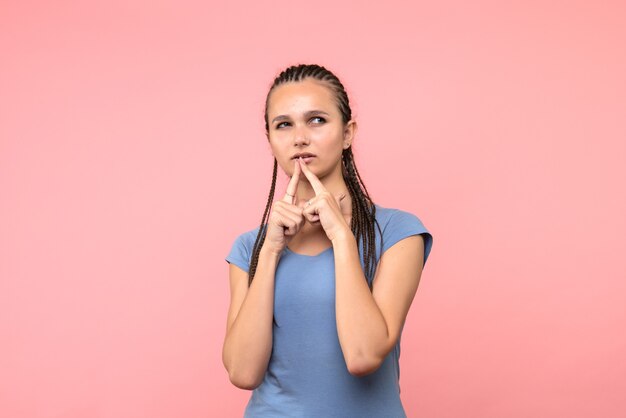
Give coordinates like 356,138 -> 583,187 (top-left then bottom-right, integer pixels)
225,204 -> 433,418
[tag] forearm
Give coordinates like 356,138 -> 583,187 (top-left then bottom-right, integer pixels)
223,245 -> 280,389
332,231 -> 391,376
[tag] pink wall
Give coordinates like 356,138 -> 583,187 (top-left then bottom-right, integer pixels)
1,1 -> 625,417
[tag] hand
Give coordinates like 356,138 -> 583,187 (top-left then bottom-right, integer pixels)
297,157 -> 351,241
262,159 -> 307,255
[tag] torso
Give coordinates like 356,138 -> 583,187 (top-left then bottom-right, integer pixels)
241,203 -> 412,417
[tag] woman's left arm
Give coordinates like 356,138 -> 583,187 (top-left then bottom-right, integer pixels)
294,157 -> 426,377
332,230 -> 425,377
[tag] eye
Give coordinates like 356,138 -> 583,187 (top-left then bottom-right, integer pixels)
311,116 -> 326,124
276,122 -> 290,129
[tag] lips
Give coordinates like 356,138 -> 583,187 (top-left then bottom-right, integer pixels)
292,153 -> 316,159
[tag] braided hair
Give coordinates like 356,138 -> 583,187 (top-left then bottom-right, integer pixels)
248,64 -> 383,290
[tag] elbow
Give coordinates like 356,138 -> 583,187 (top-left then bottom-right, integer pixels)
346,354 -> 384,377
223,356 -> 264,390
227,368 -> 263,390
223,346 -> 268,390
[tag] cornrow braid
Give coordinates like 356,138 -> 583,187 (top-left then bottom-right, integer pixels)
248,158 -> 278,287
342,148 -> 383,289
249,63 -> 383,290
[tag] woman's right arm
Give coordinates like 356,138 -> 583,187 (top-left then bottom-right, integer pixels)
222,244 -> 282,390
223,159 -> 304,390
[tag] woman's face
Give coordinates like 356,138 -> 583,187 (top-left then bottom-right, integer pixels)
266,78 -> 355,179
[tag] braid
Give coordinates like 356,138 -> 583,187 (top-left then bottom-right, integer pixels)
249,63 -> 383,290
342,149 -> 383,289
248,158 -> 278,286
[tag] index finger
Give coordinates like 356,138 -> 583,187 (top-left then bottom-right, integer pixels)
282,159 -> 301,204
297,157 -> 326,195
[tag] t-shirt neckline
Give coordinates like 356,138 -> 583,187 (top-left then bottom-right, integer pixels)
284,245 -> 334,257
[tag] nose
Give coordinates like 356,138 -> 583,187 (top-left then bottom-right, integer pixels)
293,124 -> 310,146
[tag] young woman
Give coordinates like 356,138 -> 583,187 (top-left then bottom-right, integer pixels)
223,64 -> 433,417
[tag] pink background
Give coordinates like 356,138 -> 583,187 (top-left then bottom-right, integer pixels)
1,1 -> 625,417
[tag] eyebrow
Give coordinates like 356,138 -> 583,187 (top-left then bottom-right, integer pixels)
271,110 -> 330,124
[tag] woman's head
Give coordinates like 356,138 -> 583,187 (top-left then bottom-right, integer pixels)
263,65 -> 356,180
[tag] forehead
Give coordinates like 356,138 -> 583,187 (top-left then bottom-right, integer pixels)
267,78 -> 337,115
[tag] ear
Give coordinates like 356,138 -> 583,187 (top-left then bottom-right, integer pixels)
343,120 -> 357,149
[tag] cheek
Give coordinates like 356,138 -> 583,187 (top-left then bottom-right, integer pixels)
268,139 -> 285,157
268,143 -> 293,172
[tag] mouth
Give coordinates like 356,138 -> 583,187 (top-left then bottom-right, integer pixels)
292,153 -> 316,160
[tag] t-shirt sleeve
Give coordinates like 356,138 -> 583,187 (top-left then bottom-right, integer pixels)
225,232 -> 252,273
382,210 -> 433,267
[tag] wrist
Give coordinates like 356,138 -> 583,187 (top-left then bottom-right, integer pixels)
260,243 -> 283,260
331,226 -> 354,244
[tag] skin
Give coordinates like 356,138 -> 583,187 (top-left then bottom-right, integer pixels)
222,78 -> 426,389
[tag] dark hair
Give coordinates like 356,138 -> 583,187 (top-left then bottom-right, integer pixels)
248,64 -> 382,290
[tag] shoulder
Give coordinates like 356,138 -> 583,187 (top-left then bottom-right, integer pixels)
225,224 -> 264,273
231,223 -> 267,256
373,203 -> 428,232
373,203 -> 434,266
